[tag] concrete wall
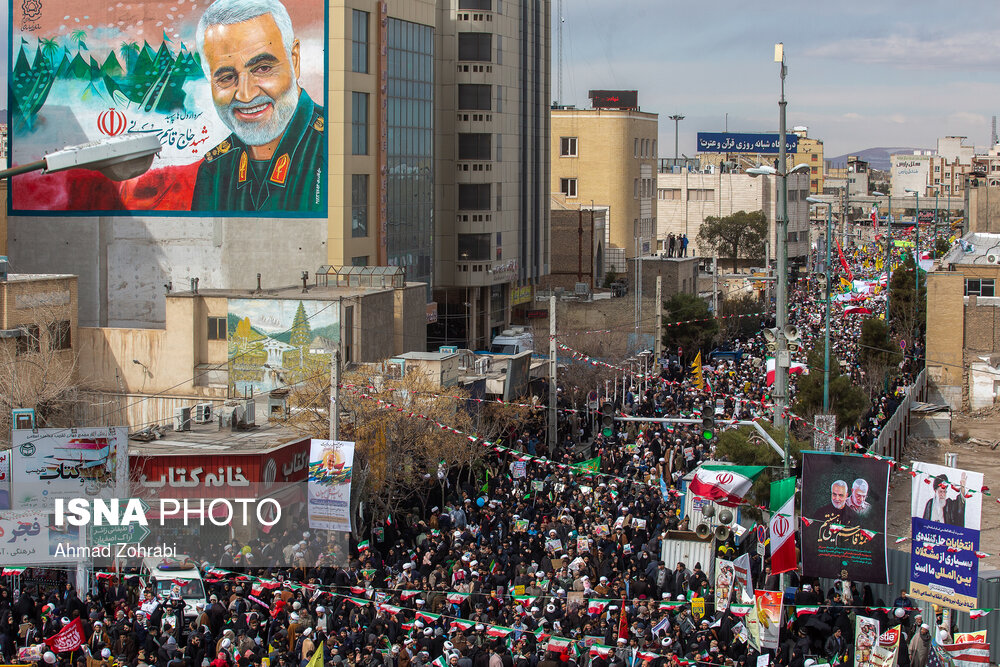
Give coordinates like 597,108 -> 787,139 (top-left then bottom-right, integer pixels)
627,257 -> 699,298
967,186 -> 1000,234
394,284 -> 430,355
8,217 -> 329,328
540,208 -> 605,291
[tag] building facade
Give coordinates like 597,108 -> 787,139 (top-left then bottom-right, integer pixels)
550,106 -> 659,268
926,233 -> 1000,410
655,169 -> 811,266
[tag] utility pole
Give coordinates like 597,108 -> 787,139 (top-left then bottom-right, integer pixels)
712,254 -> 720,316
773,42 -> 790,437
330,349 -> 341,441
548,295 -> 558,455
655,275 -> 663,363
669,114 -> 685,163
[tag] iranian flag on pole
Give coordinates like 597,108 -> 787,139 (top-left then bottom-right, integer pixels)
765,358 -> 808,386
689,465 -> 764,506
547,638 -> 573,654
588,599 -> 611,615
769,476 -> 797,575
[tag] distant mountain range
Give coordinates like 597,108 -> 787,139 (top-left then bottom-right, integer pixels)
827,147 -> 932,172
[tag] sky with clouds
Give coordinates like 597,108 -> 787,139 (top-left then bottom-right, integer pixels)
554,0 -> 1000,161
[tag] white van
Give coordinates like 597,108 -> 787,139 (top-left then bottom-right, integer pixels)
141,555 -> 207,620
490,326 -> 534,355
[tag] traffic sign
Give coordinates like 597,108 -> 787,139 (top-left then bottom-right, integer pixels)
89,498 -> 151,546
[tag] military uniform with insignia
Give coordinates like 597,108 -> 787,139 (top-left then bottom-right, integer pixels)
191,90 -> 326,213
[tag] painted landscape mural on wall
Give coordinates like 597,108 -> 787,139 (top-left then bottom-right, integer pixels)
228,299 -> 338,395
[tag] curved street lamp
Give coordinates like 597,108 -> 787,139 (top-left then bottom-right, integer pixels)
0,134 -> 163,181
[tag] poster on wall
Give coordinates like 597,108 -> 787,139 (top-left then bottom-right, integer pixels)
11,427 -> 128,510
228,298 -> 338,395
909,461 -> 983,611
9,0 -> 326,214
801,452 -> 889,582
307,439 -> 354,532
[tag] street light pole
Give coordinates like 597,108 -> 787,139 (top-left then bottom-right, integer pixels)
669,114 -> 685,164
874,190 -> 892,334
906,189 -> 921,324
808,197 -> 833,413
774,43 -> 790,440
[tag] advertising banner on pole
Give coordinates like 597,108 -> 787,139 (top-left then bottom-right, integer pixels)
909,461 -> 983,611
307,439 -> 354,532
0,512 -> 84,565
854,615 -> 880,667
733,553 -> 753,604
754,590 -> 783,651
801,452 -> 889,582
869,627 -> 901,667
714,558 -> 734,613
11,428 -> 128,510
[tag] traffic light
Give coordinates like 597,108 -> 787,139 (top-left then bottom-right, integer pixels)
600,402 -> 614,428
701,416 -> 715,442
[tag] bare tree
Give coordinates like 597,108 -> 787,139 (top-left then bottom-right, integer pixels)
0,301 -> 79,443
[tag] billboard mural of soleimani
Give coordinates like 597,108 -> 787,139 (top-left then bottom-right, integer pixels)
228,298 -> 338,395
10,0 -> 326,214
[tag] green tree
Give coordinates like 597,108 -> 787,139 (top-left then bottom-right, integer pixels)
660,293 -> 718,359
697,209 -> 769,273
39,38 -> 59,65
793,345 -> 869,431
119,40 -> 140,72
70,30 -> 87,56
858,318 -> 902,397
289,301 -> 313,350
888,256 -> 926,337
713,422 -> 808,519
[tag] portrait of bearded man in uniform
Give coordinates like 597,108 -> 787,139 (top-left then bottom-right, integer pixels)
192,0 -> 325,212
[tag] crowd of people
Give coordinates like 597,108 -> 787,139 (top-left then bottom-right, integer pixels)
0,231 -> 935,667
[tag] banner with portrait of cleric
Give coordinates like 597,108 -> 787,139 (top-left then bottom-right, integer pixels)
801,452 -> 889,583
909,461 -> 983,611
10,0 -> 326,215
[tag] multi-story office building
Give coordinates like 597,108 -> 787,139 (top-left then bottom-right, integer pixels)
431,0 -> 552,349
551,95 -> 658,272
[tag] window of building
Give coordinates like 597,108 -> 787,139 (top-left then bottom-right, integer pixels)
810,166 -> 818,174
634,178 -> 639,199
48,320 -> 72,350
207,317 -> 226,341
458,32 -> 492,61
16,324 -> 39,355
811,153 -> 818,162
560,178 -> 577,198
634,138 -> 639,158
560,137 -> 577,157
496,35 -> 502,64
935,178 -> 940,184
652,140 -> 657,156
788,231 -> 799,242
687,189 -> 715,201
458,133 -> 492,160
351,92 -> 368,155
496,133 -> 502,161
458,84 -> 491,110
352,9 -> 369,74
458,233 -> 491,260
352,174 -> 368,237
935,165 -> 941,172
966,279 -> 996,297
495,182 -> 502,210
496,85 -> 503,113
458,183 -> 491,210
811,179 -> 819,188
658,188 -> 681,200
459,0 -> 491,8
352,256 -> 369,266
788,190 -> 798,202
